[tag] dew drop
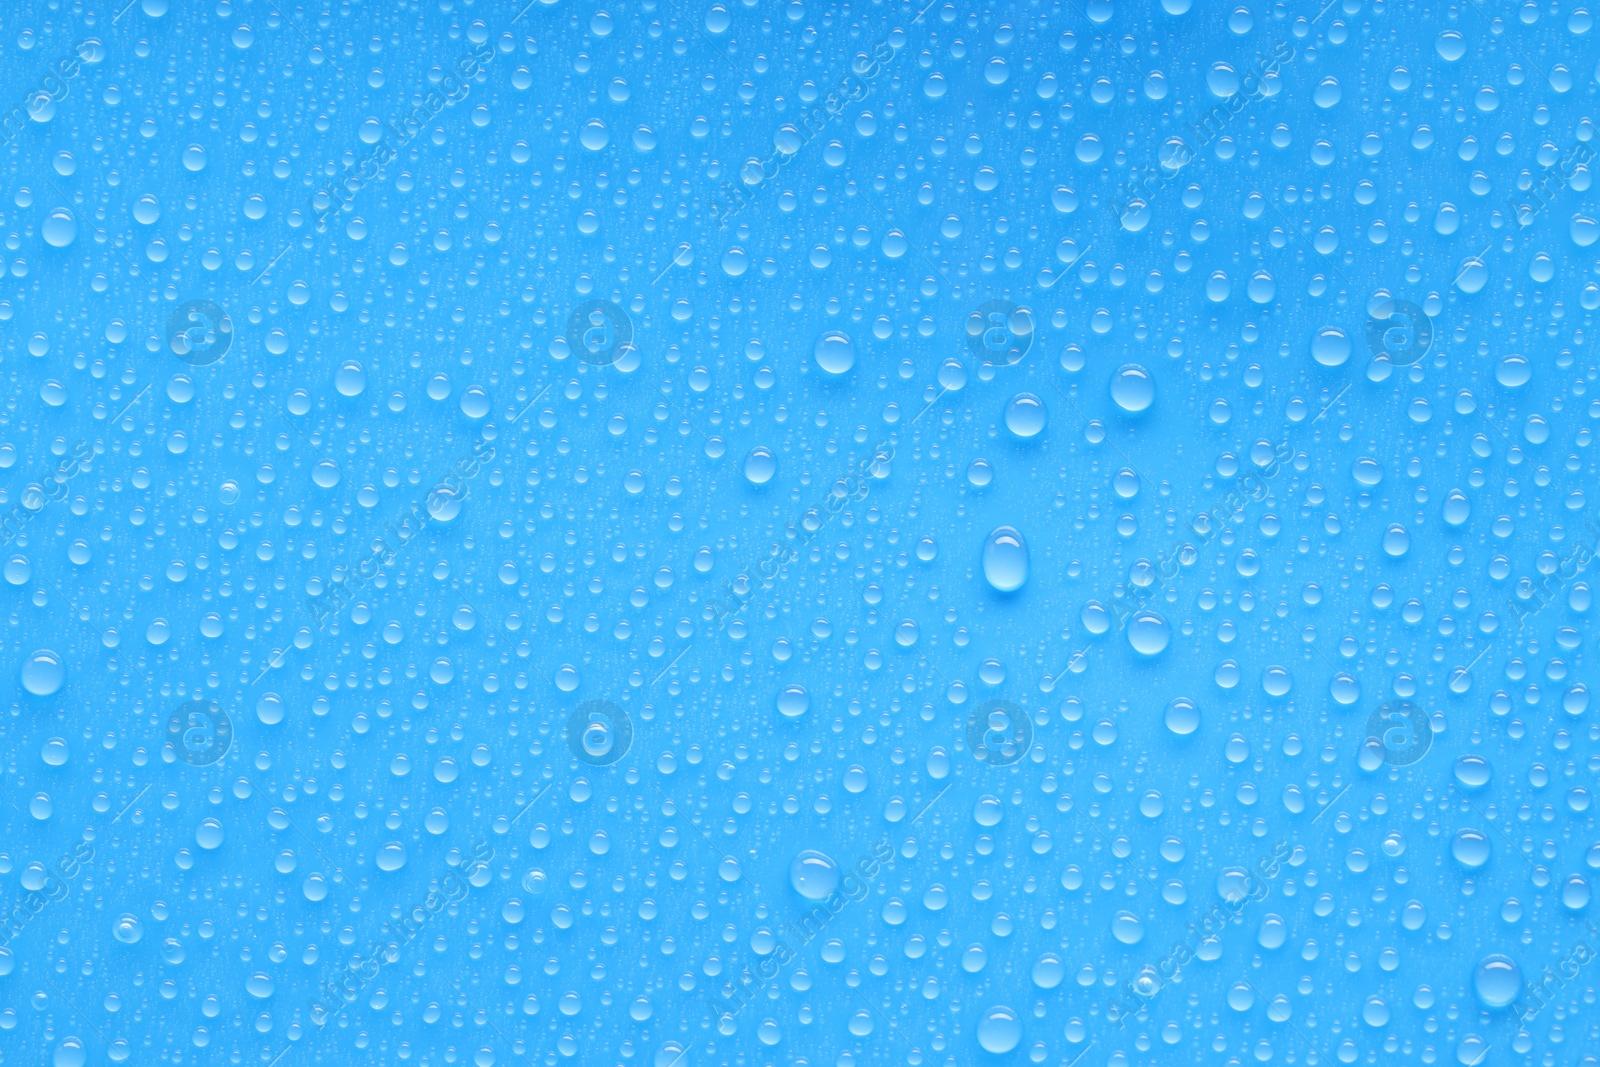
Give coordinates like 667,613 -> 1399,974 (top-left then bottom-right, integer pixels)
1003,393 -> 1047,438
20,649 -> 65,696
1454,754 -> 1492,788
112,914 -> 143,944
1452,829 -> 1491,868
789,850 -> 841,900
256,692 -> 285,725
976,1005 -> 1022,1053
981,526 -> 1029,592
42,207 -> 77,248
1472,955 -> 1520,1008
334,361 -> 367,397
777,684 -> 810,718
1312,327 -> 1351,366
1165,697 -> 1199,735
743,446 -> 777,485
1127,610 -> 1171,655
813,331 -> 856,375
1109,363 -> 1154,412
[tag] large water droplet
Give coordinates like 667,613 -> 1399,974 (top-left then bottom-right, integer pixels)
789,850 -> 840,900
976,1005 -> 1022,1053
42,207 -> 77,248
1021,954 -> 1061,993
1472,954 -> 1521,1008
743,447 -> 777,485
813,331 -> 855,375
579,119 -> 610,150
776,684 -> 810,718
40,737 -> 69,766
1312,327 -> 1351,366
52,1039 -> 86,1067
1454,754 -> 1492,788
1003,393 -> 1047,438
196,817 -> 225,849
334,361 -> 366,397
1111,911 -> 1145,944
1383,524 -> 1411,557
1109,363 -> 1154,412
256,692 -> 285,725
1452,828 -> 1491,868
20,649 -> 65,696
1165,697 -> 1199,735
1456,258 -> 1488,293
112,914 -> 143,944
1127,610 -> 1171,655
982,526 -> 1029,592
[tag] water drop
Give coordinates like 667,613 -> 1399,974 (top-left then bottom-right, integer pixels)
1383,524 -> 1411,557
196,817 -> 225,849
981,526 -> 1029,592
460,385 -> 491,419
1452,829 -> 1491,868
1110,364 -> 1154,412
1454,755 -> 1492,788
334,361 -> 366,396
743,446 -> 777,485
777,684 -> 810,718
53,1039 -> 86,1067
20,649 -> 65,696
789,850 -> 841,900
256,692 -> 285,725
42,207 -> 76,247
1165,697 -> 1199,735
1312,327 -> 1351,366
814,331 -> 856,375
1127,610 -> 1171,655
1003,393 -> 1047,438
1111,911 -> 1145,944
976,1005 -> 1022,1053
579,119 -> 610,150
1472,955 -> 1520,1008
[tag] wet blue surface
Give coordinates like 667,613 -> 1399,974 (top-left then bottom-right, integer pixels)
1,0 -> 1599,1065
